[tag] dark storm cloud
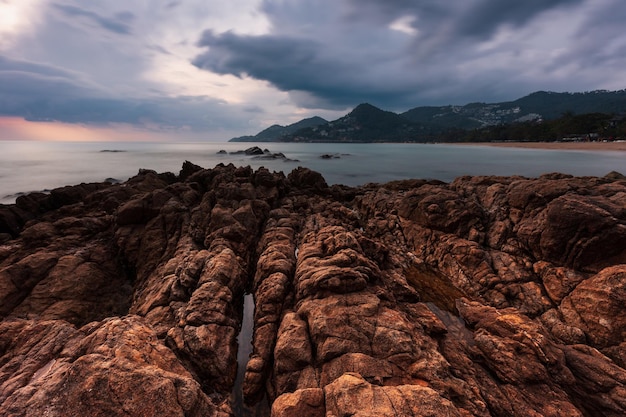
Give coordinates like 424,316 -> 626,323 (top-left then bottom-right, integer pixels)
194,30 -> 321,84
52,4 -> 134,35
342,0 -> 449,26
456,0 -> 584,38
194,0 -> 621,110
194,30 -> 364,106
343,0 -> 584,38
2,0 -> 623,139
193,30 -> 430,108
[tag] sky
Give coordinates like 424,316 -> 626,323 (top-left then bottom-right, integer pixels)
0,0 -> 625,142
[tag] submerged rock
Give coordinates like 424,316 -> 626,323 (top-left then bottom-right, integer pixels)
1,163 -> 626,416
229,146 -> 265,155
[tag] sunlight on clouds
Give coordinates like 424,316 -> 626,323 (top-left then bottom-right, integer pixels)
143,53 -> 278,103
0,117 -> 103,141
0,117 -> 165,142
0,0 -> 45,48
135,0 -> 330,135
140,52 -> 304,135
2,0 -> 622,140
138,0 -> 286,114
389,15 -> 418,36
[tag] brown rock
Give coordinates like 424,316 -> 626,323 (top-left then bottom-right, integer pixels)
274,312 -> 313,373
518,194 -> 626,270
298,293 -> 380,363
287,167 -> 328,192
295,226 -> 380,299
324,373 -> 462,417
0,316 -> 229,417
559,265 -> 626,347
321,353 -> 397,387
534,261 -> 588,303
272,388 -> 325,417
562,344 -> 626,416
1,164 -> 626,416
397,184 -> 485,237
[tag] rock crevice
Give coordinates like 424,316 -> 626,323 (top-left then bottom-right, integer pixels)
1,163 -> 626,416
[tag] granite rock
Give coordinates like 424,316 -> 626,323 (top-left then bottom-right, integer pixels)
1,163 -> 625,416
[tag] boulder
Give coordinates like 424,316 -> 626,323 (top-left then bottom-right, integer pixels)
0,317 -> 229,417
324,373 -> 462,417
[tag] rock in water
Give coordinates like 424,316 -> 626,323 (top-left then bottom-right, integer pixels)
1,164 -> 626,417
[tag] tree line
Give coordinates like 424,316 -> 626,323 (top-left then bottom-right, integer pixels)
436,112 -> 626,143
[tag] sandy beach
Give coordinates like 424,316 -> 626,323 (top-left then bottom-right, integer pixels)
455,141 -> 626,151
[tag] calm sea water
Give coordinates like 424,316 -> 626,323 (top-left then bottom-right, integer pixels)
1,141 -> 625,204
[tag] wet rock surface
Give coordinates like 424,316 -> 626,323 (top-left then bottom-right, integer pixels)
1,163 -> 626,416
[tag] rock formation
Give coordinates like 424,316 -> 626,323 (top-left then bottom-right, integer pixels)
1,162 -> 625,416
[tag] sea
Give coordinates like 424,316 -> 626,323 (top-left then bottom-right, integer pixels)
1,141 -> 625,204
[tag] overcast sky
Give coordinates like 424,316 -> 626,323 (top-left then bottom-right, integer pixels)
1,0 -> 625,141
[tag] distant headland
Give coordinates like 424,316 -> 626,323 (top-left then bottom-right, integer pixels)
230,89 -> 626,144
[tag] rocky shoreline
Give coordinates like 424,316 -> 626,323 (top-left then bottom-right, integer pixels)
1,162 -> 625,416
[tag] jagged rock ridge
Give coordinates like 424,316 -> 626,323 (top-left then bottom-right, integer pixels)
1,162 -> 626,416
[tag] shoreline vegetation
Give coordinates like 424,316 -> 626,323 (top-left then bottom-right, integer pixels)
230,91 -> 626,144
227,141 -> 626,151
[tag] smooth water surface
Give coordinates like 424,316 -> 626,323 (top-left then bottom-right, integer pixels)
1,141 -> 624,203
232,293 -> 257,416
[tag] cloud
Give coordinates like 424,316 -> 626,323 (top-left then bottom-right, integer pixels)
0,56 -> 100,107
0,55 -> 256,136
52,3 -> 134,35
2,0 -> 625,142
194,0 -> 625,110
451,0 -> 584,38
243,104 -> 265,113
193,27 -> 427,109
568,1 -> 626,65
194,31 -> 345,97
0,0 -> 310,142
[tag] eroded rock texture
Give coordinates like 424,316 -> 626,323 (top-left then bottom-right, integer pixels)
1,163 -> 625,416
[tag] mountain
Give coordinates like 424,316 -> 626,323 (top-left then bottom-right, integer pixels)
230,89 -> 626,143
285,103 -> 422,142
229,116 -> 327,142
402,90 -> 626,128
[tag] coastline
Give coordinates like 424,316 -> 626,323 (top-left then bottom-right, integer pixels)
451,140 -> 626,151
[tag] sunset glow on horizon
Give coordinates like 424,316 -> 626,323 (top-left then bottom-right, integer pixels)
0,117 -> 180,142
0,1 -> 625,142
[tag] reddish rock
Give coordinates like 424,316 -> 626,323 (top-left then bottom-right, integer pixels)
324,373 -> 462,417
559,265 -> 626,348
1,164 -> 625,416
271,388 -> 324,417
519,194 -> 626,270
0,316 -> 229,417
